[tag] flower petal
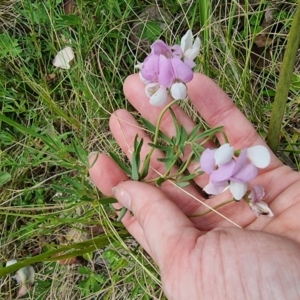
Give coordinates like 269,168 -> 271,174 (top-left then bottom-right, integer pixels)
232,148 -> 248,174
230,181 -> 247,200
171,56 -> 194,83
181,30 -> 193,53
158,55 -> 175,87
149,86 -> 168,106
53,46 -> 74,69
141,54 -> 160,82
184,37 -> 201,60
200,148 -> 216,174
231,162 -> 258,183
151,40 -> 172,56
203,181 -> 228,195
247,145 -> 271,168
249,185 -> 265,203
210,159 -> 235,182
249,201 -> 274,217
214,143 -> 234,165
170,82 -> 187,100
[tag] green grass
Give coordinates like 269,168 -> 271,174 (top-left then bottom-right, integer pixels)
0,0 -> 299,298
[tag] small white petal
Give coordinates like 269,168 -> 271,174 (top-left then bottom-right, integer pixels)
247,145 -> 271,168
181,30 -> 193,53
214,143 -> 234,165
250,201 -> 274,217
53,46 -> 74,69
139,71 -> 150,84
170,82 -> 187,100
230,181 -> 247,200
184,37 -> 201,60
149,86 -> 168,106
203,181 -> 228,195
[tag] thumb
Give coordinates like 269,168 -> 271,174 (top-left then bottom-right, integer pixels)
112,181 -> 202,266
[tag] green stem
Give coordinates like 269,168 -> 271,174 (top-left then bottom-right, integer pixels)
140,99 -> 178,176
188,199 -> 234,218
267,1 -> 300,152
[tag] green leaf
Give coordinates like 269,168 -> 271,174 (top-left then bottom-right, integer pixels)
188,124 -> 203,141
117,207 -> 128,221
131,135 -> 143,181
156,177 -> 166,187
0,172 -> 11,186
141,117 -> 171,143
109,152 -> 131,175
191,126 -> 224,142
176,182 -> 190,187
99,197 -> 118,205
140,153 -> 150,180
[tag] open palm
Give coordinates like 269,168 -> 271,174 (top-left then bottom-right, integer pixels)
89,74 -> 300,299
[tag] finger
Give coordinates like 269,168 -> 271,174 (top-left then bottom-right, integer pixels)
88,153 -> 153,254
112,180 -> 202,266
88,153 -> 128,196
109,109 -> 205,214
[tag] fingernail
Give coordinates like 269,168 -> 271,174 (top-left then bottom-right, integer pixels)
112,187 -> 131,209
88,151 -> 99,159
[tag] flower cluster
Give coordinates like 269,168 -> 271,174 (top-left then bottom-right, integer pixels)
200,143 -> 273,216
137,30 -> 200,106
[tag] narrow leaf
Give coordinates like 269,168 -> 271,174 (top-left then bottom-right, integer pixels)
109,152 -> 131,175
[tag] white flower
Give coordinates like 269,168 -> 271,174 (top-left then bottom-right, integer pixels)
247,145 -> 271,168
53,46 -> 74,69
214,143 -> 235,165
170,82 -> 187,100
145,83 -> 168,106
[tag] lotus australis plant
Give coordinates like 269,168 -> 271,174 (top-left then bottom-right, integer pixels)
112,30 -> 273,220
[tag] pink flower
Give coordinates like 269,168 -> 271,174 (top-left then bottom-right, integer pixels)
200,144 -> 271,200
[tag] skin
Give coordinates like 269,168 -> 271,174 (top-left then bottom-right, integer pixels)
89,74 -> 300,300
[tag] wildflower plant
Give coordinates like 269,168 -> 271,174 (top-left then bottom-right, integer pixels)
112,30 -> 273,220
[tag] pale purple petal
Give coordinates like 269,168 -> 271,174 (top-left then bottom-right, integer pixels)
171,45 -> 183,56
210,159 -> 235,182
249,185 -> 265,203
231,162 -> 258,183
247,145 -> 271,168
232,148 -> 248,174
214,143 -> 234,165
151,40 -> 172,56
171,56 -> 194,83
203,181 -> 228,195
249,201 -> 274,217
183,57 -> 196,68
158,55 -> 175,87
139,72 -> 151,84
170,82 -> 187,100
200,149 -> 216,174
141,54 -> 159,82
181,30 -> 193,53
230,181 -> 247,200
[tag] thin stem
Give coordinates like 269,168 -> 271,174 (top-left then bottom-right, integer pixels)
188,199 -> 234,218
267,1 -> 300,152
140,99 -> 178,176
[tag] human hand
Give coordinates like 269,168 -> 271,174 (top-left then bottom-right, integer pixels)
89,73 -> 300,299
